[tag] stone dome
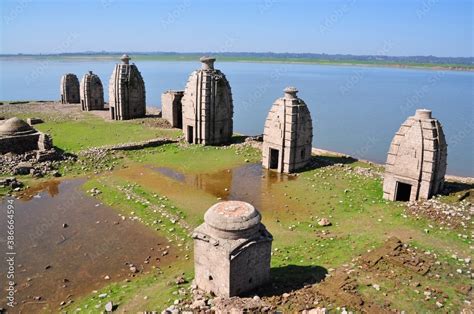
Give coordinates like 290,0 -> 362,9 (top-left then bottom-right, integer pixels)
204,201 -> 261,240
0,117 -> 36,136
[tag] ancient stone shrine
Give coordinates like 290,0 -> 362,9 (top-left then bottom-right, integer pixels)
181,57 -> 233,145
383,109 -> 447,202
60,73 -> 80,104
0,117 -> 52,154
161,90 -> 184,128
80,71 -> 104,111
108,54 -> 146,120
192,201 -> 273,297
262,87 -> 313,173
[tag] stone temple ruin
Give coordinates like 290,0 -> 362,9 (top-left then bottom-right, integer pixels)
60,73 -> 80,104
0,117 -> 52,154
80,71 -> 104,111
383,109 -> 447,202
109,54 -> 146,120
192,201 -> 272,297
262,87 -> 313,173
161,90 -> 184,128
181,57 -> 233,145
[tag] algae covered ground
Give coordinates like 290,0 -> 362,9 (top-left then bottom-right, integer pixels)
1,103 -> 472,313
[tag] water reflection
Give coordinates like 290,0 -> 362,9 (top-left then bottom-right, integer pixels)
152,163 -> 295,210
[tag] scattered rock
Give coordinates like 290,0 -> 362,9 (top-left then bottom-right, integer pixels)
105,301 -> 114,312
318,218 -> 331,227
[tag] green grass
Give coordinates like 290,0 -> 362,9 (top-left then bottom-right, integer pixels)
64,260 -> 193,313
124,142 -> 261,174
34,116 -> 181,152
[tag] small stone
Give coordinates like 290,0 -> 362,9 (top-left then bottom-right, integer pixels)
105,301 -> 113,312
98,293 -> 108,298
318,218 -> 331,226
175,276 -> 186,285
104,275 -> 110,280
436,301 -> 443,308
372,284 -> 380,291
62,223 -> 68,228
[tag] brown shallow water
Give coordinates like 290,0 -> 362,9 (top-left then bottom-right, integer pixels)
152,163 -> 296,211
0,179 -> 173,313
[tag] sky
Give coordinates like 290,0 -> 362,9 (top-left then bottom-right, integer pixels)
0,0 -> 472,57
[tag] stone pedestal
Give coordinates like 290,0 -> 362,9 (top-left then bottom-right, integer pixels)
192,201 -> 273,297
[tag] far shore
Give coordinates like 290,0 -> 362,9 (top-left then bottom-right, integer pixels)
1,54 -> 473,72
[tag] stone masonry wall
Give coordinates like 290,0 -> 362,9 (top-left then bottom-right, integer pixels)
161,90 -> 184,128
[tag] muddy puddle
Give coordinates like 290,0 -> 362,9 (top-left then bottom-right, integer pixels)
150,163 -> 296,211
0,179 -> 173,312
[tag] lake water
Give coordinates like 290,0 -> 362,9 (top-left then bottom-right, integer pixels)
0,58 -> 473,176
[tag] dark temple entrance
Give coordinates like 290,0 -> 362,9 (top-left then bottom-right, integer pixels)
269,148 -> 279,170
395,182 -> 412,201
187,126 -> 194,144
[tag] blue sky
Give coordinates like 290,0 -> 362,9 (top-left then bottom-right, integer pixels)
0,0 -> 472,57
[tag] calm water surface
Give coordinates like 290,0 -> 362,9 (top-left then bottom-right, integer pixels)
0,59 -> 473,176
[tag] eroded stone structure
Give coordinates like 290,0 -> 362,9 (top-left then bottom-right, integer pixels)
80,71 -> 104,111
182,57 -> 233,145
383,109 -> 447,202
60,73 -> 80,104
262,87 -> 313,173
109,54 -> 146,120
161,90 -> 184,128
192,201 -> 272,297
0,117 -> 52,154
